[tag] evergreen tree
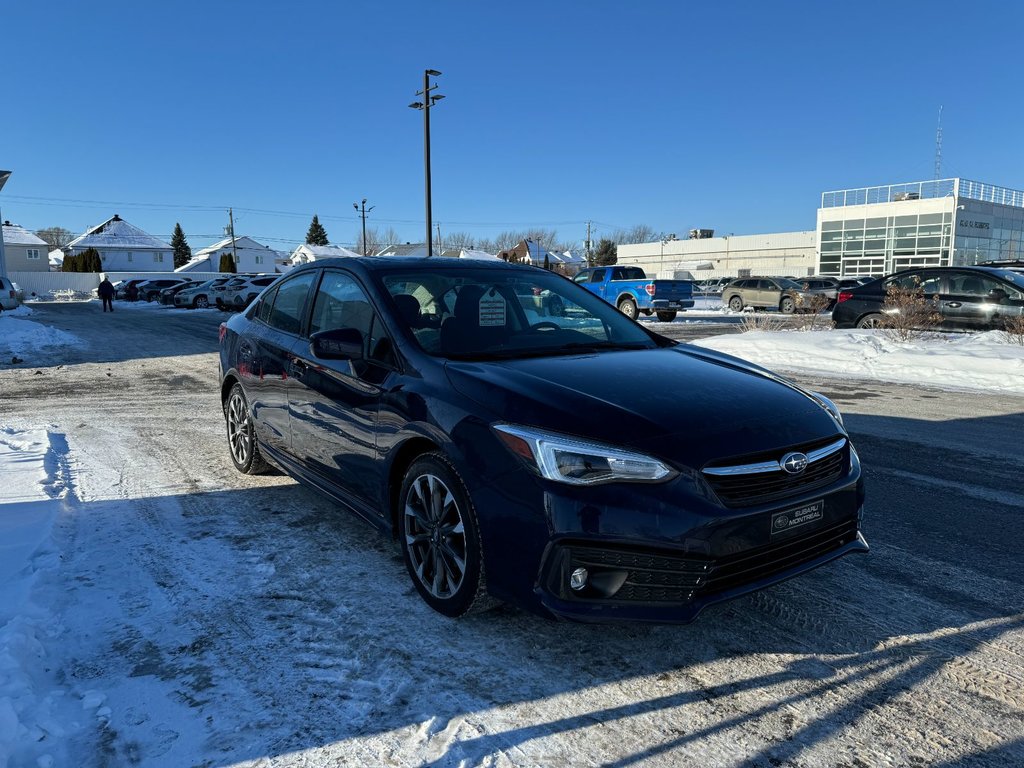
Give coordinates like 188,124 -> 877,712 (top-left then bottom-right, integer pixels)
86,248 -> 102,272
171,223 -> 192,269
305,214 -> 329,246
592,238 -> 618,266
61,253 -> 75,272
218,252 -> 237,273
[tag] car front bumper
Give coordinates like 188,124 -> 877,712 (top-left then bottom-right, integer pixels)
471,450 -> 865,624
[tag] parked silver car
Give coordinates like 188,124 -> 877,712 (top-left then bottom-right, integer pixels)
224,275 -> 278,310
0,276 -> 21,311
174,277 -> 231,309
723,277 -> 836,313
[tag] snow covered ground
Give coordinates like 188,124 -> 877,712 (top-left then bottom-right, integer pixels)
0,307 -> 82,362
1,303 -> 1023,766
694,328 -> 1024,394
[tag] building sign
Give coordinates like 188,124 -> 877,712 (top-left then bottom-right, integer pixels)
956,214 -> 993,233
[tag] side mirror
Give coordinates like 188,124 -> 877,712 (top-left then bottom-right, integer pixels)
310,327 -> 363,360
988,288 -> 1009,303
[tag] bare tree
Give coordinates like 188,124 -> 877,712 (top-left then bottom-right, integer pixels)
443,231 -> 477,251
355,225 -> 405,255
35,226 -> 74,250
611,224 -> 658,245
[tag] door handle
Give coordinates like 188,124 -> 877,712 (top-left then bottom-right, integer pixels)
945,302 -> 962,308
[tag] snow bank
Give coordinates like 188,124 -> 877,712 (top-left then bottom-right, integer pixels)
694,328 -> 1024,394
0,428 -> 69,768
0,316 -> 82,360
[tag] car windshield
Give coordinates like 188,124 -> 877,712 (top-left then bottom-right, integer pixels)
380,267 -> 664,360
996,270 -> 1024,289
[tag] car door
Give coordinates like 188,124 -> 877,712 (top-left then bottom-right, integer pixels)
243,271 -> 317,454
286,269 -> 396,512
941,272 -> 1024,330
589,268 -> 608,298
755,279 -> 776,307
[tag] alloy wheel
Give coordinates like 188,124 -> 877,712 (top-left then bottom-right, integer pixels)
403,473 -> 467,600
227,391 -> 252,466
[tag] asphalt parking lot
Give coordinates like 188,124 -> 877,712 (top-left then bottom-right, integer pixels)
2,301 -> 1022,766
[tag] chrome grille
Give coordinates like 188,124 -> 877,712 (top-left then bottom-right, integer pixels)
702,437 -> 848,508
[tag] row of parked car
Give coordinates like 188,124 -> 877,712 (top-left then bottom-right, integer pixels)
111,274 -> 278,311
718,275 -> 873,313
712,264 -> 1024,330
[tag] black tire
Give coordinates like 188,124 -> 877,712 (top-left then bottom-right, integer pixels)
398,453 -> 489,617
780,296 -> 796,314
856,313 -> 884,329
225,383 -> 270,474
617,297 -> 638,320
146,291 -> 159,302
728,295 -> 744,312
655,310 -> 677,322
195,295 -> 209,309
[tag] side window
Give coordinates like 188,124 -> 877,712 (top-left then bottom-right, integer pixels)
590,269 -> 606,283
257,286 -> 278,324
267,273 -> 315,335
919,273 -> 943,296
573,271 -> 590,284
309,271 -> 394,365
611,268 -> 625,280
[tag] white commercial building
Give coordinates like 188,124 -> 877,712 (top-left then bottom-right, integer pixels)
618,231 -> 817,280
817,177 -> 1024,277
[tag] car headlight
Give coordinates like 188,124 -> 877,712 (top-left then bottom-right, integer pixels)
811,392 -> 844,427
493,424 -> 676,486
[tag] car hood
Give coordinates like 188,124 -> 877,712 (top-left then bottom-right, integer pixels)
444,345 -> 843,468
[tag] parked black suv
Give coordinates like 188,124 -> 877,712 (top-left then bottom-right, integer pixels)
832,266 -> 1024,330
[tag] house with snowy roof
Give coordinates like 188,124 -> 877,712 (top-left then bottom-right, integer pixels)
177,235 -> 285,273
288,243 -> 361,268
66,214 -> 173,272
374,243 -> 435,258
1,221 -> 50,272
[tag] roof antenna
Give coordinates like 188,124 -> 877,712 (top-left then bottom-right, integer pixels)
934,105 -> 943,180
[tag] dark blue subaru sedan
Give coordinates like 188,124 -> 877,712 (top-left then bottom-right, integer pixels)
219,257 -> 867,623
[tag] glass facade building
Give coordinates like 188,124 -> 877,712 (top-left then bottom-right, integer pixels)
816,178 -> 1024,276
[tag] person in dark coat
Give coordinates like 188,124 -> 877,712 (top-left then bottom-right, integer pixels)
98,277 -> 115,312
126,282 -> 139,302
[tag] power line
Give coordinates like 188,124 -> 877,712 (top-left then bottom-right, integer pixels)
3,193 -> 600,229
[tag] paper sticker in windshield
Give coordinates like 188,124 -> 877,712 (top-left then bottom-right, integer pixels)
479,294 -> 506,327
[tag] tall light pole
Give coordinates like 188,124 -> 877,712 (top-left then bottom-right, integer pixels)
408,69 -> 444,257
0,171 -> 11,278
353,198 -> 375,256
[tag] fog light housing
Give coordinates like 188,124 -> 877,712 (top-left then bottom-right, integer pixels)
570,567 -> 589,591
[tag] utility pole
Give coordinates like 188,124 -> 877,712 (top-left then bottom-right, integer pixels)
585,221 -> 592,266
353,198 -> 375,256
228,208 -> 238,268
436,222 -> 442,255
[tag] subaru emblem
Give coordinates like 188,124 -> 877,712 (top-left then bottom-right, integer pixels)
779,452 -> 808,474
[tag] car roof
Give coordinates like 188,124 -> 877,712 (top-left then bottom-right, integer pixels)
286,256 -> 530,279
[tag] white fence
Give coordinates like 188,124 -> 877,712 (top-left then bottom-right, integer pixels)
10,271 -> 234,300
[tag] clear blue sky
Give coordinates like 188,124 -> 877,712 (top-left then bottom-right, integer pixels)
4,0 -> 1024,252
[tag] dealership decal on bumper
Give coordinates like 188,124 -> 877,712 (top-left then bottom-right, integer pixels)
771,499 -> 824,536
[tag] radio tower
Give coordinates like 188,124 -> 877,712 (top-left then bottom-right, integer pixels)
934,105 -> 943,180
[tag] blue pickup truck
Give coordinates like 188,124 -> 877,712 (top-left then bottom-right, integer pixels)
573,266 -> 694,322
